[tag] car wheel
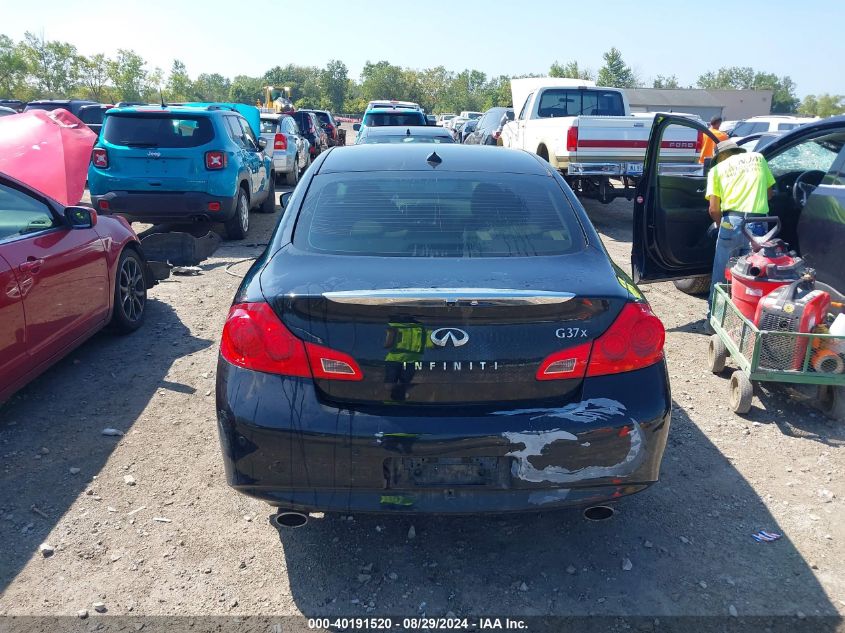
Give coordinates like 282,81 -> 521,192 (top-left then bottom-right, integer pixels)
816,385 -> 845,421
708,334 -> 728,374
729,371 -> 753,414
225,189 -> 249,240
260,177 -> 276,213
110,248 -> 146,334
285,160 -> 299,186
673,276 -> 711,296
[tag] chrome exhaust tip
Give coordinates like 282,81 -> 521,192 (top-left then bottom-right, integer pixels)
270,511 -> 308,529
583,505 -> 616,521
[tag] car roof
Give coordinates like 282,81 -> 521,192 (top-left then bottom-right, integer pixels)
760,115 -> 845,154
318,144 -> 549,175
106,105 -> 224,116
362,126 -> 453,137
366,107 -> 424,114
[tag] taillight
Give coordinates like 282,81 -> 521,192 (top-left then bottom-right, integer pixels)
536,342 -> 592,380
305,343 -> 363,381
695,131 -> 704,152
586,302 -> 665,377
220,302 -> 363,381
536,303 -> 664,380
98,199 -> 110,210
205,150 -> 227,170
274,133 -> 287,151
92,148 -> 109,169
566,125 -> 579,152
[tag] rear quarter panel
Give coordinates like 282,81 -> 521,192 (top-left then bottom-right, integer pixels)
93,214 -> 142,318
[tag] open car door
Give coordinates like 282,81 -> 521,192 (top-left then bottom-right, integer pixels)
632,114 -> 721,284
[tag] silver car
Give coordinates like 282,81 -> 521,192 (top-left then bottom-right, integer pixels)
259,114 -> 310,186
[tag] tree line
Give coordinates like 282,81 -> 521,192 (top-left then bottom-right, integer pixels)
2,33 -> 842,117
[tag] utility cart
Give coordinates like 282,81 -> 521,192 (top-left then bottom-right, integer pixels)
708,283 -> 845,414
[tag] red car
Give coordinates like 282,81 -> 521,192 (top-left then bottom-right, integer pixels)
0,173 -> 153,404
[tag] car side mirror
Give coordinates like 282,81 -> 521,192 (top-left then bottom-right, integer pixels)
279,192 -> 293,209
353,123 -> 360,131
257,137 -> 267,151
65,206 -> 96,229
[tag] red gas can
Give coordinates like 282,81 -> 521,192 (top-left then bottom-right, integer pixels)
729,218 -> 804,320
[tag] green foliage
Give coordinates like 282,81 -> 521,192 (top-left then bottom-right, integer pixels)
596,48 -> 639,88
0,35 -> 30,98
228,75 -> 263,105
652,74 -> 680,89
166,59 -> 193,102
360,60 -> 408,103
193,73 -> 231,102
0,31 -> 819,119
108,49 -> 148,102
696,66 -> 799,113
20,32 -> 80,97
799,93 -> 845,118
549,60 -> 593,81
321,59 -> 349,112
78,53 -> 110,101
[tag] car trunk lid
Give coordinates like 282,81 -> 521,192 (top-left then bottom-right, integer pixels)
260,251 -> 628,407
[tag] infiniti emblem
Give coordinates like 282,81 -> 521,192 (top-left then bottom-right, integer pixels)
430,328 -> 469,348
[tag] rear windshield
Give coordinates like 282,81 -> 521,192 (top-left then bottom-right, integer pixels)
363,111 -> 427,127
733,121 -> 770,136
294,172 -> 582,257
79,108 -> 105,124
102,114 -> 214,147
260,119 -> 278,134
311,112 -> 331,125
25,103 -> 66,112
537,89 -> 625,117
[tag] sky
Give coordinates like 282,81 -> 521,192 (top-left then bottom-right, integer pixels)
3,0 -> 843,97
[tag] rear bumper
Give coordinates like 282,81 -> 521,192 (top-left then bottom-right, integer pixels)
272,153 -> 294,173
215,360 -> 672,514
91,191 -> 238,223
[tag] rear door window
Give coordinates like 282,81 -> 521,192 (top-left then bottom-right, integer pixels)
103,114 -> 214,147
363,112 -> 427,127
225,116 -> 247,148
294,172 -> 584,257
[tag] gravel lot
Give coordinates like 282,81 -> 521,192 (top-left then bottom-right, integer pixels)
1,126 -> 843,628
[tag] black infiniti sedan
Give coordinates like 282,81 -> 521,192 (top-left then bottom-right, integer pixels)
216,144 -> 671,519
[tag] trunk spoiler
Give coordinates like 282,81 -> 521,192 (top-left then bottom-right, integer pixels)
322,288 -> 576,307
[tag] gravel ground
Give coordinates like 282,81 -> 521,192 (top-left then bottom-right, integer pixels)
0,127 -> 843,625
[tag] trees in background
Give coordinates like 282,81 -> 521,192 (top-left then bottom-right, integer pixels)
696,66 -> 799,113
799,94 -> 845,118
597,48 -> 638,89
0,33 -> 827,116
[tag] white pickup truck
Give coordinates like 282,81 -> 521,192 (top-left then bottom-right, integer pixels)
501,78 -> 703,203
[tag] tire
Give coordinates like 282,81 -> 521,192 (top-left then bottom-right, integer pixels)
110,249 -> 146,334
673,276 -> 711,296
729,371 -> 754,414
537,145 -> 549,162
285,160 -> 299,186
816,385 -> 845,421
708,334 -> 728,374
260,177 -> 276,213
224,189 -> 249,240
